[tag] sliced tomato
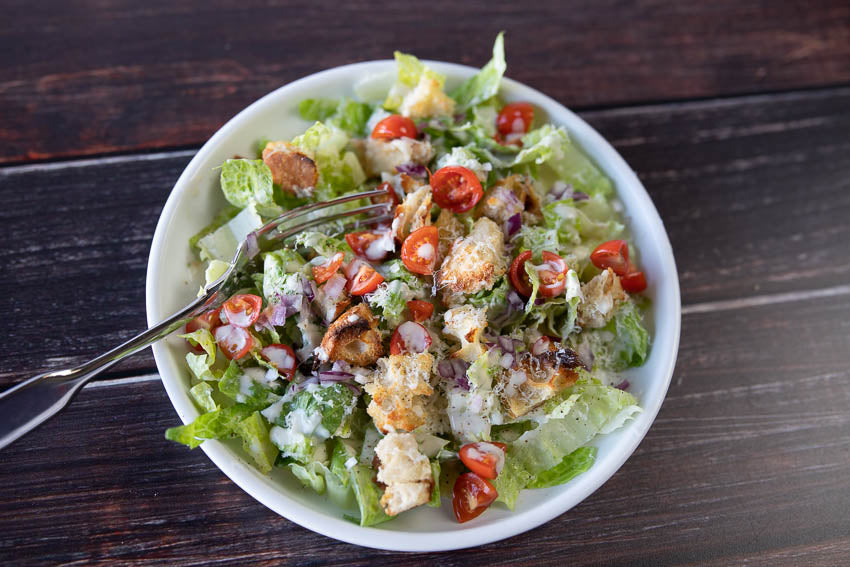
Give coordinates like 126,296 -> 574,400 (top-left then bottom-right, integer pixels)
222,294 -> 262,328
214,324 -> 253,360
497,102 -> 534,136
536,251 -> 569,298
184,308 -> 222,352
508,250 -> 534,296
621,269 -> 647,293
370,181 -> 400,208
311,252 -> 344,284
346,229 -> 392,262
400,226 -> 439,275
590,240 -> 630,276
459,442 -> 507,480
261,344 -> 297,381
389,321 -> 432,355
347,263 -> 384,296
430,166 -> 483,213
407,300 -> 434,322
371,114 -> 418,140
452,472 -> 499,523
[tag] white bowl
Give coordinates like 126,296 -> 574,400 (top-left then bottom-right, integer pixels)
146,60 -> 681,552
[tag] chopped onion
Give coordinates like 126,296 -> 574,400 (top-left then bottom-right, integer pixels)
301,276 -> 317,302
498,352 -> 515,369
615,380 -> 630,391
437,358 -> 471,390
244,231 -> 260,259
322,273 -> 347,302
332,360 -> 351,373
396,162 -> 428,177
318,371 -> 355,382
342,382 -> 362,396
504,213 -> 522,237
532,336 -> 551,356
497,336 -> 515,353
573,191 -> 589,201
291,375 -> 319,393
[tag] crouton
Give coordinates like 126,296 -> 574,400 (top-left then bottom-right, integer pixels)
365,353 -> 434,433
319,303 -> 383,366
356,137 -> 434,178
577,268 -> 627,328
498,347 -> 585,418
392,185 -> 433,241
442,305 -> 488,363
398,76 -> 456,120
436,217 -> 506,296
477,174 -> 541,224
434,209 -> 464,259
374,432 -> 433,516
262,141 -> 318,197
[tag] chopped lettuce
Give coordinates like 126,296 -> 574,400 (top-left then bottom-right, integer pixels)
384,51 -> 447,112
380,258 -> 422,287
298,98 -> 373,137
428,461 -> 441,507
492,449 -> 532,510
165,404 -> 254,449
349,464 -> 391,526
291,122 -> 365,197
366,280 -> 424,329
263,248 -> 308,303
196,202 -> 264,263
294,231 -> 352,260
234,411 -> 279,474
218,363 -> 281,408
219,158 -> 282,217
185,352 -> 218,382
189,205 -> 240,250
451,32 -> 506,111
527,447 -> 597,489
189,382 -> 218,413
179,328 -> 216,360
578,300 -> 650,371
435,146 -> 492,183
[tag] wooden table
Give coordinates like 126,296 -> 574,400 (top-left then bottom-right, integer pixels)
2,2 -> 849,564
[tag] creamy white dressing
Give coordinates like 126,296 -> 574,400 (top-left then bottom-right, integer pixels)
397,321 -> 429,353
417,242 -> 435,261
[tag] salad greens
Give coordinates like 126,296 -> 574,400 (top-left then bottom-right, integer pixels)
168,34 -> 651,527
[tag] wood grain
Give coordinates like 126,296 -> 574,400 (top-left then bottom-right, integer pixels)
2,0 -> 849,163
2,87 -> 849,384
1,292 -> 848,565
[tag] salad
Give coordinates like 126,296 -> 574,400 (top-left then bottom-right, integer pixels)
167,33 -> 651,526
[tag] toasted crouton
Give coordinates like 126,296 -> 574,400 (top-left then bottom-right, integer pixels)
442,305 -> 488,363
374,432 -> 433,516
436,217 -> 506,296
262,141 -> 318,197
577,268 -> 627,328
498,348 -> 585,418
355,137 -> 434,178
392,185 -> 433,241
398,76 -> 456,120
434,209 -> 464,259
477,174 -> 541,224
365,353 -> 435,433
319,303 -> 383,366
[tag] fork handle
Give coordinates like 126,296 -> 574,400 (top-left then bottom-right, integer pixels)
0,294 -> 214,450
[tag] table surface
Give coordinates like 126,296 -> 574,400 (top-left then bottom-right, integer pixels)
2,1 -> 850,565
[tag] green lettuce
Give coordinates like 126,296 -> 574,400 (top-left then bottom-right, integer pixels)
294,231 -> 352,261
349,464 -> 391,526
219,158 -> 282,217
299,98 -> 372,137
196,202 -> 264,263
218,363 -> 281,409
383,51 -> 447,112
262,248 -> 308,303
165,404 -> 254,449
578,300 -> 650,371
291,122 -> 365,197
366,280 -> 423,329
527,447 -> 596,489
492,449 -> 532,510
234,411 -> 279,474
189,205 -> 240,250
428,461 -> 441,507
178,328 -> 216,360
451,32 -> 506,111
189,382 -> 218,413
185,353 -> 218,382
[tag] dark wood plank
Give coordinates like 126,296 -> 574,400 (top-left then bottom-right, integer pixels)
1,293 -> 849,565
2,0 -> 850,162
2,87 -> 849,383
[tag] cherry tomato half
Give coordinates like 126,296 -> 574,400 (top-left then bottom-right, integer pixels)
589,240 -> 631,276
452,472 -> 499,523
459,442 -> 507,480
370,181 -> 400,209
509,251 -> 570,298
430,166 -> 483,213
407,300 -> 434,322
400,225 -> 439,275
371,114 -> 418,140
508,251 -> 534,296
346,230 -> 392,262
214,324 -> 253,360
260,344 -> 297,381
621,269 -> 647,293
184,308 -> 222,352
346,262 -> 384,296
222,294 -> 263,328
497,102 -> 534,136
311,252 -> 344,284
389,321 -> 432,355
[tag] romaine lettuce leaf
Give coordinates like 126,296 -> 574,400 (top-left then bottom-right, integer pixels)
451,32 -> 506,111
234,411 -> 279,474
179,328 -> 216,360
492,449 -> 532,510
527,447 -> 596,489
189,205 -> 240,250
383,51 -> 447,112
219,158 -> 282,217
349,464 -> 391,526
189,382 -> 218,413
366,280 -> 424,329
185,352 -> 218,382
262,248 -> 308,303
428,461 -> 441,507
165,404 -> 254,449
299,98 -> 373,137
578,300 -> 650,371
291,122 -> 365,197
294,231 -> 353,261
196,202 -> 264,263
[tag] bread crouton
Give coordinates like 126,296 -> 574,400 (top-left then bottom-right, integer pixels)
498,348 -> 585,418
392,185 -> 432,241
319,303 -> 383,366
365,353 -> 434,433
356,137 -> 434,178
436,217 -> 506,296
398,76 -> 456,120
262,141 -> 318,197
374,432 -> 433,516
577,268 -> 627,328
434,209 -> 464,259
477,174 -> 541,224
442,305 -> 488,363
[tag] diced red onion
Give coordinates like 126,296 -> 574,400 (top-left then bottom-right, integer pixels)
244,231 -> 260,259
322,273 -> 347,302
332,360 -> 351,373
342,382 -> 362,396
573,191 -> 589,201
453,113 -> 467,124
532,336 -> 551,356
396,162 -> 428,178
301,276 -> 317,302
505,213 -> 522,237
437,358 -> 471,390
507,290 -> 524,310
497,336 -> 515,353
498,352 -> 515,369
318,371 -> 355,382
291,375 -> 319,393
615,380 -> 630,391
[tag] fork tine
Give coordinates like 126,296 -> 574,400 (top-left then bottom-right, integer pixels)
255,188 -> 388,236
271,203 -> 393,241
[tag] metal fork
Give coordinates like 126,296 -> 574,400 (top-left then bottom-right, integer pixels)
0,188 -> 392,450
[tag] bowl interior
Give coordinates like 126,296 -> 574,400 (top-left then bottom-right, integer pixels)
145,60 -> 681,551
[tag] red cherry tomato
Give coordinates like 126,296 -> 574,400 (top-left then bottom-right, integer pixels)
621,269 -> 647,293
346,262 -> 384,296
497,102 -> 534,136
407,300 -> 434,322
452,472 -> 499,523
311,252 -> 344,284
346,230 -> 392,262
430,166 -> 483,213
222,294 -> 263,328
459,442 -> 507,480
389,321 -> 432,355
508,251 -> 534,296
214,324 -> 253,360
536,251 -> 569,298
260,344 -> 298,381
370,181 -> 400,209
371,115 -> 418,140
184,308 -> 222,352
400,226 -> 439,275
590,240 -> 631,276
